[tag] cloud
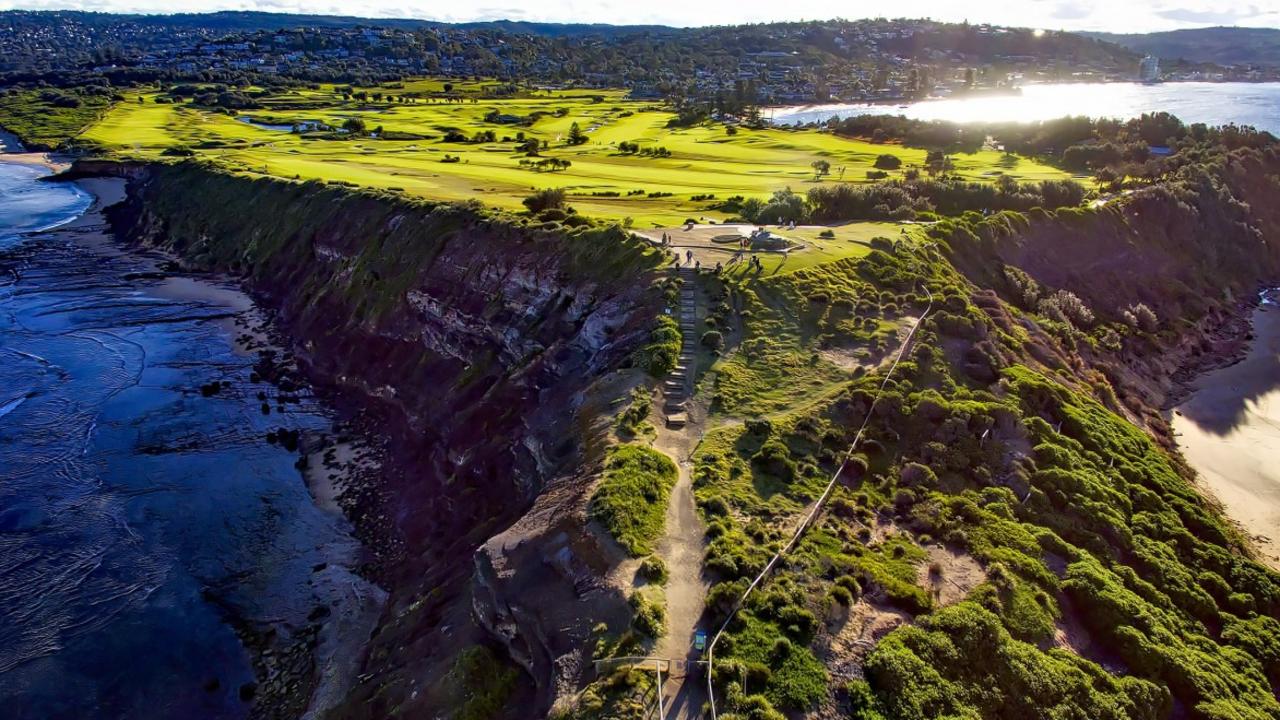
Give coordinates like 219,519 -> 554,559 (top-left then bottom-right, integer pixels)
1154,5 -> 1267,24
1050,2 -> 1094,20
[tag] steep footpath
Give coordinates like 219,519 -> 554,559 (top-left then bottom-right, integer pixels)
81,160 -> 668,718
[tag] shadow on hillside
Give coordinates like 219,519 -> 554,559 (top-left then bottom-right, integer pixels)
1176,305 -> 1280,436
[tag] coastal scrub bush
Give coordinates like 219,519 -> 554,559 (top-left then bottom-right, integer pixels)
589,445 -> 677,556
615,387 -> 651,437
452,647 -> 519,720
639,555 -> 668,584
702,330 -> 725,352
751,440 -> 796,482
523,187 -> 567,213
634,317 -> 681,376
1039,289 -> 1095,328
629,587 -> 666,637
1123,302 -> 1159,332
864,602 -> 1169,720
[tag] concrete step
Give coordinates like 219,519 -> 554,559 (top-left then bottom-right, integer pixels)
665,412 -> 688,428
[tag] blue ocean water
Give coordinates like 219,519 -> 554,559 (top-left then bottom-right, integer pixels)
0,162 -> 91,250
0,163 -> 380,719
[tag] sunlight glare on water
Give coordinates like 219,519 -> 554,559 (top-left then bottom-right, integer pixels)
773,82 -> 1280,134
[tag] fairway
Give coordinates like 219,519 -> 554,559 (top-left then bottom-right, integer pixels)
80,82 -> 1073,226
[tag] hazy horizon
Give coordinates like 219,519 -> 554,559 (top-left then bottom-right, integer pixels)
0,0 -> 1277,33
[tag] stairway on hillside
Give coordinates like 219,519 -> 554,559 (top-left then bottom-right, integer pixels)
664,266 -> 697,428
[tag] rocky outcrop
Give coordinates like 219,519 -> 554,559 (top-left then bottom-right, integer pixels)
93,161 -> 664,718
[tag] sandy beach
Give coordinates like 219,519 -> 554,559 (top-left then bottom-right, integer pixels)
0,148 -> 73,173
1172,294 -> 1280,569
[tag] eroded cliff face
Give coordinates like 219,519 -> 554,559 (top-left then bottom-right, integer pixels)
91,161 -> 663,717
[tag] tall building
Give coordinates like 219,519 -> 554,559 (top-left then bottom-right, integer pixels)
1139,55 -> 1160,83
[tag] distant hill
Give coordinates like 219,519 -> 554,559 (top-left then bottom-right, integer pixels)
1086,27 -> 1280,67
451,20 -> 677,38
3,10 -> 675,36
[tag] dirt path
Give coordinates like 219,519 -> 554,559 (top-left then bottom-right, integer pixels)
649,262 -> 709,719
652,414 -> 708,718
652,432 -> 707,718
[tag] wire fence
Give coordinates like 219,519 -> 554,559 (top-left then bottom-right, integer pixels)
705,278 -> 935,719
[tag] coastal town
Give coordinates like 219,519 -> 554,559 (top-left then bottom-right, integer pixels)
3,12 -> 1278,104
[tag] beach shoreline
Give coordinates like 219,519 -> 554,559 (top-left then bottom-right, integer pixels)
11,168 -> 389,718
1171,291 -> 1280,570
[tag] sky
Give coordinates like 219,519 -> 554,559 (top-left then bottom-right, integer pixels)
0,0 -> 1277,32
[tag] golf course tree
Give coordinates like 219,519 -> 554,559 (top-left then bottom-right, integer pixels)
518,158 -> 573,172
925,149 -> 953,176
342,117 -> 367,135
812,159 -> 831,180
567,121 -> 588,145
519,137 -> 541,155
874,153 -> 903,170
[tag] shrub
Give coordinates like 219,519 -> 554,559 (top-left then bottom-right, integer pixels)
752,440 -> 796,482
1039,289 -> 1095,328
523,187 -> 567,213
702,330 -> 726,352
1122,302 -> 1159,333
635,316 -> 681,376
639,555 -> 669,584
874,154 -> 903,170
452,647 -> 519,720
629,588 -> 666,637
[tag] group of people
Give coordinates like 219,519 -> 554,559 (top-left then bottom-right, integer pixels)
659,229 -> 765,275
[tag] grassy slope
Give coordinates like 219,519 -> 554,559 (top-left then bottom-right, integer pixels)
589,444 -> 679,557
0,90 -> 114,149
77,82 -> 1069,226
683,202 -> 1280,720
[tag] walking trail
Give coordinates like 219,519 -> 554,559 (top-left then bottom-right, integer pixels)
651,263 -> 709,719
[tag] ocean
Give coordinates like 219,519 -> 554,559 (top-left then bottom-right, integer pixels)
771,82 -> 1280,135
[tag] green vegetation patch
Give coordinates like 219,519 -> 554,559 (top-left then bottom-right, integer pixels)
687,200 -> 1280,720
858,601 -> 1168,720
450,647 -> 520,720
76,83 -> 1070,226
589,444 -> 678,556
0,87 -> 115,149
